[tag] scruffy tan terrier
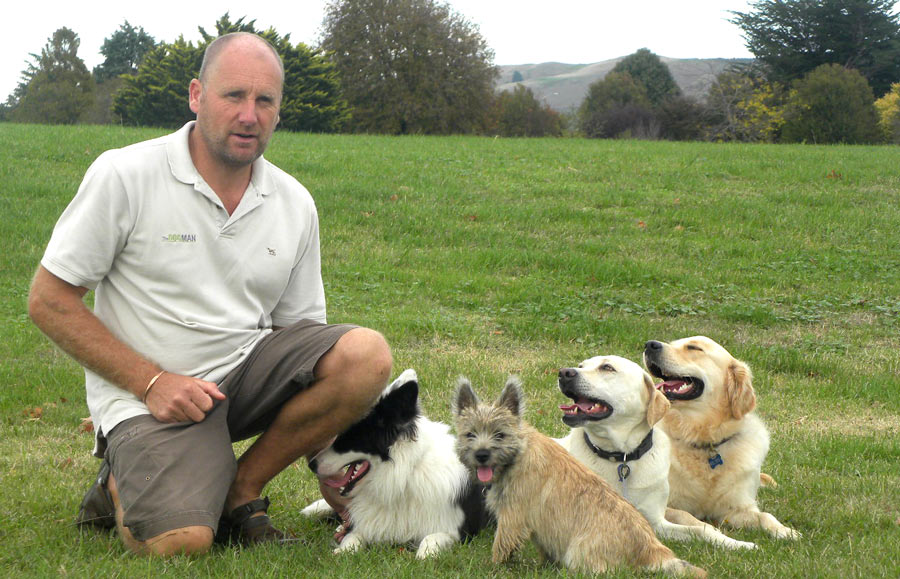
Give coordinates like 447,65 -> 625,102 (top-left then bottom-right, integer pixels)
453,376 -> 706,577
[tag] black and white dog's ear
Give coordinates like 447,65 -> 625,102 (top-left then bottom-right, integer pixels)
378,376 -> 420,425
498,376 -> 525,418
453,377 -> 479,416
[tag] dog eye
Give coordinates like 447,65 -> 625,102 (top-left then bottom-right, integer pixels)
465,432 -> 476,439
600,364 -> 616,372
686,345 -> 703,352
493,432 -> 505,440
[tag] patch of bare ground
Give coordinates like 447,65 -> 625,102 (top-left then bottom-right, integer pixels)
780,407 -> 900,437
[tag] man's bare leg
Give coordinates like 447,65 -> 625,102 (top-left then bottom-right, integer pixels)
224,327 -> 392,513
108,473 -> 214,556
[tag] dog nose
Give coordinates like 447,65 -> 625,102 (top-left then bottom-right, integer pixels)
559,368 -> 578,380
645,340 -> 663,353
474,449 -> 490,464
307,458 -> 318,474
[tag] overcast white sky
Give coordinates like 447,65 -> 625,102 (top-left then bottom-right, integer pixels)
2,1 -> 753,100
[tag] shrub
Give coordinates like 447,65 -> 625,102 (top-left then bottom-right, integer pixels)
781,64 -> 881,144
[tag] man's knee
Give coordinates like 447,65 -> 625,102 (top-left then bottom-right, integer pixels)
321,327 -> 392,385
137,525 -> 214,557
310,327 -> 393,419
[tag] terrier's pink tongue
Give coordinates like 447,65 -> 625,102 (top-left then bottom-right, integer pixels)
477,466 -> 494,483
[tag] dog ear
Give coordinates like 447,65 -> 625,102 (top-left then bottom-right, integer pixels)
380,379 -> 420,424
726,359 -> 756,419
497,376 -> 525,418
643,371 -> 670,427
453,377 -> 479,416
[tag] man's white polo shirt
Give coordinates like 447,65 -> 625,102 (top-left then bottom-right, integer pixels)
41,121 -> 326,445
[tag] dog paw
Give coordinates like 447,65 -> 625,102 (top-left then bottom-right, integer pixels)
300,498 -> 333,518
416,533 -> 455,558
774,526 -> 802,540
333,534 -> 363,554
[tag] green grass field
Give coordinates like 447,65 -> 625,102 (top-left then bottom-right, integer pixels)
1,123 -> 898,577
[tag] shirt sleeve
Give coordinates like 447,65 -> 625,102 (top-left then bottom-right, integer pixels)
41,151 -> 134,290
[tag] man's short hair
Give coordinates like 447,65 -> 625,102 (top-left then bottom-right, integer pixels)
198,32 -> 284,84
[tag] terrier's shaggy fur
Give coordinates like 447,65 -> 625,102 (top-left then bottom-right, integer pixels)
453,376 -> 706,576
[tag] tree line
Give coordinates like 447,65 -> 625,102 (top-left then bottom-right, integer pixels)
4,0 -> 900,144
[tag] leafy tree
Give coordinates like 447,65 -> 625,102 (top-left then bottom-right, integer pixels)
579,71 -> 653,138
874,82 -> 900,142
114,14 -> 348,132
9,27 -> 94,124
731,0 -> 900,96
320,0 -> 498,134
611,48 -> 681,107
112,37 -> 201,127
781,63 -> 881,144
271,39 -> 348,133
491,84 -> 562,137
511,70 -> 524,83
93,21 -> 158,82
704,71 -> 785,142
656,96 -> 706,141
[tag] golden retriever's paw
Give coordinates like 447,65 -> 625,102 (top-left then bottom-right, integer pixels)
774,525 -> 802,540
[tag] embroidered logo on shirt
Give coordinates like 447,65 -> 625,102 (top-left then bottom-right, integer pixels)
267,248 -> 277,256
162,234 -> 197,243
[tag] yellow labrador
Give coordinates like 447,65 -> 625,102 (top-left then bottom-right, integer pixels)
555,355 -> 755,549
643,336 -> 800,539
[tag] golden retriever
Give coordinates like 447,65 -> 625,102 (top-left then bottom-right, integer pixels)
642,336 -> 800,539
555,355 -> 755,549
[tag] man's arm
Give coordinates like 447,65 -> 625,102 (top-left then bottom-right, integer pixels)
28,266 -> 224,423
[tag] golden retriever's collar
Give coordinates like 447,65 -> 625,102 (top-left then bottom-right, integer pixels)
690,435 -> 736,469
582,429 -> 654,464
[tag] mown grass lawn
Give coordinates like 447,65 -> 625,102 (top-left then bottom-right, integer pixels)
1,123 -> 897,577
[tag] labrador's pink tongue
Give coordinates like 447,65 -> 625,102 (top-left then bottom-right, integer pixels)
477,466 -> 494,483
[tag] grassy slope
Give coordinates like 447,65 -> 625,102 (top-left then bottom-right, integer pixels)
1,124 -> 897,577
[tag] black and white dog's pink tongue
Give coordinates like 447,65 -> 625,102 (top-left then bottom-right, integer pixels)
477,466 -> 494,483
322,468 -> 354,489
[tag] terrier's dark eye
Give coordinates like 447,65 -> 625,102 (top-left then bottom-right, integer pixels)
465,432 -> 476,440
494,432 -> 505,440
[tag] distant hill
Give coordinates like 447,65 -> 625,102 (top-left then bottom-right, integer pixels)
497,57 -> 752,112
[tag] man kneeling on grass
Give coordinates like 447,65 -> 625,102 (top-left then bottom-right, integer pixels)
27,32 -> 391,556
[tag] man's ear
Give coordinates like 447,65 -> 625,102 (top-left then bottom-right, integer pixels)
188,78 -> 202,114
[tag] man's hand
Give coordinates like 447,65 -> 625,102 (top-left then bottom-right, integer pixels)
144,373 -> 226,423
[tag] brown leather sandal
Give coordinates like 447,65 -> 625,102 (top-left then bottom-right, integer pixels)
218,497 -> 300,547
75,460 -> 116,530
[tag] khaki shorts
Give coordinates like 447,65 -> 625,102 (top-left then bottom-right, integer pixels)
104,319 -> 357,541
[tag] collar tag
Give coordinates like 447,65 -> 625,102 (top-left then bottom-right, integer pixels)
708,454 -> 724,469
617,463 -> 631,482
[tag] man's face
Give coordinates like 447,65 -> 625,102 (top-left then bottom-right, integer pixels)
189,39 -> 283,168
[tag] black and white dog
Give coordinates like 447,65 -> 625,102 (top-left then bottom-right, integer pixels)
301,369 -> 490,558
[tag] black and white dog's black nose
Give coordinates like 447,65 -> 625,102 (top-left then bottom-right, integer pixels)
307,458 -> 319,474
